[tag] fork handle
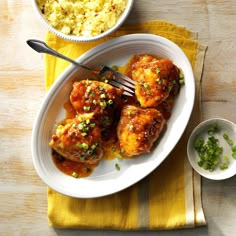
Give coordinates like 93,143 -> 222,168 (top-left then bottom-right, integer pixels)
26,39 -> 94,72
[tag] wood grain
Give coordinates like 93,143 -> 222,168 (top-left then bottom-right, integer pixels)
0,0 -> 236,235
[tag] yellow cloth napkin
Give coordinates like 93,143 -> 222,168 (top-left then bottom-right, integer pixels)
45,21 -> 207,230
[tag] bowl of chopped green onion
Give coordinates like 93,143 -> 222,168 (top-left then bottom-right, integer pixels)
187,118 -> 236,180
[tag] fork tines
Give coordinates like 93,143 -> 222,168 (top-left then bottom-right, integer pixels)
108,69 -> 136,97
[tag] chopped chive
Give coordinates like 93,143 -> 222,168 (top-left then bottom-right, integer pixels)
81,143 -> 89,149
179,79 -> 185,86
90,91 -> 95,97
129,125 -> 134,131
220,156 -> 230,170
111,65 -> 119,71
87,150 -> 93,155
223,133 -> 234,145
232,152 -> 236,159
100,101 -> 107,107
80,156 -> 85,161
179,72 -> 184,79
77,123 -> 84,130
77,143 -> 83,149
90,123 -> 96,128
156,68 -> 160,73
108,99 -> 113,105
121,148 -> 126,153
156,77 -> 162,84
83,106 -> 91,111
231,145 -> 236,152
207,124 -> 218,135
91,143 -> 98,150
100,93 -> 106,99
72,172 -> 79,178
86,86 -> 91,93
115,163 -> 120,171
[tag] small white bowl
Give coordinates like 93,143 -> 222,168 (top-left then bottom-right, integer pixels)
32,0 -> 133,42
187,118 -> 236,180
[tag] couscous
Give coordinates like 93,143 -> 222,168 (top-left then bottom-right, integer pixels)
37,0 -> 128,37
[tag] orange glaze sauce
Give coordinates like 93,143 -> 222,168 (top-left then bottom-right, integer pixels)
52,150 -> 98,178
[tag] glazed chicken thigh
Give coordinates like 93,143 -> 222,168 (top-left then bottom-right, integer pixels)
49,113 -> 103,164
130,55 -> 180,108
117,105 -> 166,158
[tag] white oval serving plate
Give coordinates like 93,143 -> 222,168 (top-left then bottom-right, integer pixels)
32,34 -> 195,198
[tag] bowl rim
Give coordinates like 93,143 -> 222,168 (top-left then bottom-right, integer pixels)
187,117 -> 236,180
32,0 -> 134,42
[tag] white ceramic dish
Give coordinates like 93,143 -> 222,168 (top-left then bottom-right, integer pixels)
32,34 -> 195,198
32,0 -> 133,42
187,118 -> 236,180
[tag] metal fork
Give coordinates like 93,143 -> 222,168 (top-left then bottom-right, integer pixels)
26,39 -> 135,96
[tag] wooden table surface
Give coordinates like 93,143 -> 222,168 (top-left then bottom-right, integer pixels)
1,0 -> 236,235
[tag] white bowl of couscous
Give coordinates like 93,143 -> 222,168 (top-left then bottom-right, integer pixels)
33,0 -> 134,42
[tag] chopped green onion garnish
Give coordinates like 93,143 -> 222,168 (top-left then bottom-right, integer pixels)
77,123 -> 84,130
220,156 -> 230,170
86,86 -> 91,93
207,124 -> 218,136
83,106 -> 91,111
100,93 -> 106,99
179,79 -> 185,86
72,172 -> 79,178
91,143 -> 98,150
81,143 -> 89,149
179,72 -> 184,79
156,68 -> 160,73
111,65 -> 119,71
223,133 -> 234,145
90,91 -> 95,97
129,125 -> 134,131
156,78 -> 162,84
194,135 -> 223,171
100,101 -> 107,107
115,163 -> 120,171
90,123 -> 95,128
87,150 -> 93,155
232,152 -> 236,159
